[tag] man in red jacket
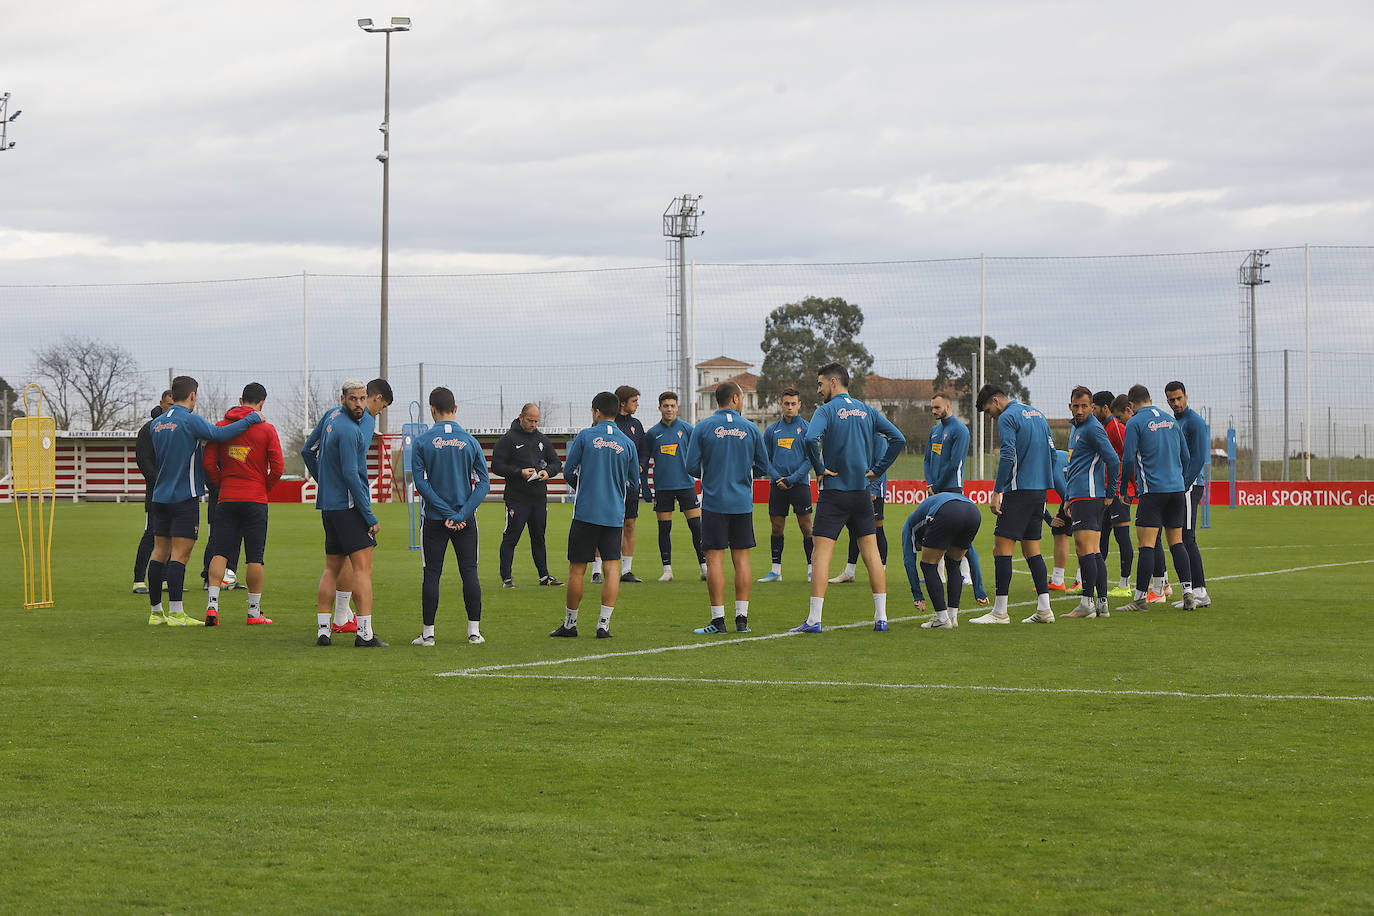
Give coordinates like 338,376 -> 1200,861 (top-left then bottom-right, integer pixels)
203,382 -> 284,625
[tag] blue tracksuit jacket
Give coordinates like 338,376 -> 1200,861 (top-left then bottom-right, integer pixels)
412,419 -> 491,526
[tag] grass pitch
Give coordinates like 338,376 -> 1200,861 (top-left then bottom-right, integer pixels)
2,500 -> 1372,913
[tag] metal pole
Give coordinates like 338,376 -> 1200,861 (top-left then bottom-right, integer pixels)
1249,274 -> 1260,480
679,238 -> 691,420
378,30 -> 393,434
418,362 -> 424,405
1328,406 -> 1333,481
689,258 -> 698,424
978,252 -> 986,479
303,270 -> 310,432
1304,243 -> 1311,481
1282,348 -> 1289,482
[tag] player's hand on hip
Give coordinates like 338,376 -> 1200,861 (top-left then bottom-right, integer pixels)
823,468 -> 839,477
368,522 -> 381,537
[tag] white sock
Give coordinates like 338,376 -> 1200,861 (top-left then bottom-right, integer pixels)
1151,576 -> 1165,593
318,612 -> 331,632
843,563 -> 857,577
662,564 -> 673,576
960,556 -> 972,585
151,602 -> 164,616
206,586 -> 220,609
700,562 -> 709,577
936,607 -> 949,623
807,596 -> 824,625
710,604 -> 726,622
993,595 -> 1009,616
423,624 -> 435,638
807,564 -> 813,579
1119,576 -> 1130,590
565,607 -> 578,627
598,605 -> 614,629
357,614 -> 373,640
1051,567 -> 1065,586
771,563 -> 782,575
170,600 -> 184,615
592,558 -> 603,576
1135,589 -> 1148,600
873,592 -> 887,623
334,591 -> 352,625
467,619 -> 480,637
947,606 -> 959,622
938,562 -> 948,583
622,556 -> 633,574
1037,592 -> 1051,612
1196,587 -> 1208,599
248,593 -> 261,614
734,600 -> 748,619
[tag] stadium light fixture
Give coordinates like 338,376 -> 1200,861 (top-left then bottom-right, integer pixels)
0,92 -> 17,152
356,17 -> 411,434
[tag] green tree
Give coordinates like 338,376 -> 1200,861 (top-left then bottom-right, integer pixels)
758,296 -> 874,414
934,335 -> 1036,409
0,377 -> 25,424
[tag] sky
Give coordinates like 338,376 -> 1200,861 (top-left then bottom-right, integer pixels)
3,0 -> 1373,283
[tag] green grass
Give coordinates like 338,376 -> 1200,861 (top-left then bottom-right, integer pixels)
3,501 -> 1372,913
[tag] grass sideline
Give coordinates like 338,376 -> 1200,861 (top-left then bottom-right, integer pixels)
2,501 -> 1372,913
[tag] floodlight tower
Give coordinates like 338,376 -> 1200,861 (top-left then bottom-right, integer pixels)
358,16 -> 411,433
0,92 -> 21,152
663,195 -> 702,421
1238,249 -> 1269,480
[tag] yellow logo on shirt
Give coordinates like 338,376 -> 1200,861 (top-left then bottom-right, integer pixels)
227,445 -> 251,463
931,443 -> 942,455
660,443 -> 678,456
777,437 -> 795,450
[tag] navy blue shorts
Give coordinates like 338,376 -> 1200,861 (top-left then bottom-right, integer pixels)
1067,497 -> 1105,533
568,519 -> 622,563
653,487 -> 699,514
994,489 -> 1046,542
150,499 -> 200,540
921,500 -> 982,551
767,481 -> 813,517
813,489 -> 877,541
1106,496 -> 1131,526
215,501 -> 269,564
322,508 -> 376,557
701,510 -> 755,551
1135,491 -> 1187,529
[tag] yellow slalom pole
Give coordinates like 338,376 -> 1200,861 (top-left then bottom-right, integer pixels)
12,384 -> 57,608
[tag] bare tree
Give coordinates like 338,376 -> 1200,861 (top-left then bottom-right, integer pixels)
29,337 -> 143,430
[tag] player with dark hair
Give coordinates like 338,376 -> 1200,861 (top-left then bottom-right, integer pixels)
1061,386 -> 1120,619
302,377 -> 393,634
132,389 -> 173,595
552,391 -> 640,639
759,387 -> 814,583
411,386 -> 490,646
1093,390 -> 1135,596
1165,380 -> 1211,608
645,391 -> 707,582
788,363 -> 905,633
902,492 -> 983,630
684,380 -> 777,634
923,392 -> 990,609
202,382 -> 284,626
970,384 -> 1057,624
592,385 -> 650,584
491,402 -> 563,589
1117,385 -> 1196,612
146,376 -> 262,626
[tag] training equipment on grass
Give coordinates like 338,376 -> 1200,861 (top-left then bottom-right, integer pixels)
221,568 -> 237,589
11,384 -> 57,608
401,400 -> 427,550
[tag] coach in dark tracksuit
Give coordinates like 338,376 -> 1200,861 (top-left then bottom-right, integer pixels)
132,392 -> 173,592
491,403 -> 564,587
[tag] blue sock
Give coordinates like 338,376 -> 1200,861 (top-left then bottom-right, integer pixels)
994,554 -> 1013,596
1169,542 -> 1193,592
1026,553 -> 1049,595
165,560 -> 186,603
920,562 -> 945,612
944,556 -> 964,609
147,559 -> 165,607
876,527 -> 888,565
1136,546 -> 1154,594
770,534 -> 784,565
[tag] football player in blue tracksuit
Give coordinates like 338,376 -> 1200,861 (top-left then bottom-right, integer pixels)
552,391 -> 640,639
790,363 -> 905,633
314,381 -> 389,647
684,381 -> 778,635
644,391 -> 706,582
146,376 -> 261,626
1061,387 -> 1121,619
411,386 -> 491,647
971,384 -> 1057,624
923,393 -> 989,606
302,378 -> 394,635
759,387 -> 814,583
1118,384 -> 1195,611
1165,381 -> 1211,608
833,466 -> 889,584
899,491 -> 983,630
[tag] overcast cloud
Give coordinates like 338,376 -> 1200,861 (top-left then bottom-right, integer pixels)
2,0 -> 1372,283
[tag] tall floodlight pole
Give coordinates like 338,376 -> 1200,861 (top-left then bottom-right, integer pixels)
1238,250 -> 1269,481
0,92 -> 21,152
358,17 -> 411,434
663,195 -> 703,421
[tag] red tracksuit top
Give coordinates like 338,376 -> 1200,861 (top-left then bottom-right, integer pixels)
203,405 -> 284,503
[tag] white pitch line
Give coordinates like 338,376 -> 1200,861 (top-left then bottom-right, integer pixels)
436,557 -> 1373,680
453,672 -> 1374,703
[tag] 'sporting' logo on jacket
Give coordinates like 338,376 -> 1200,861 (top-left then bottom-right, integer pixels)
777,437 -> 795,450
227,446 -> 251,463
1021,408 -> 1044,420
660,443 -> 678,456
1148,420 -> 1174,432
432,436 -> 468,449
837,408 -> 868,420
153,421 -> 178,433
593,436 -> 625,453
715,426 -> 748,439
